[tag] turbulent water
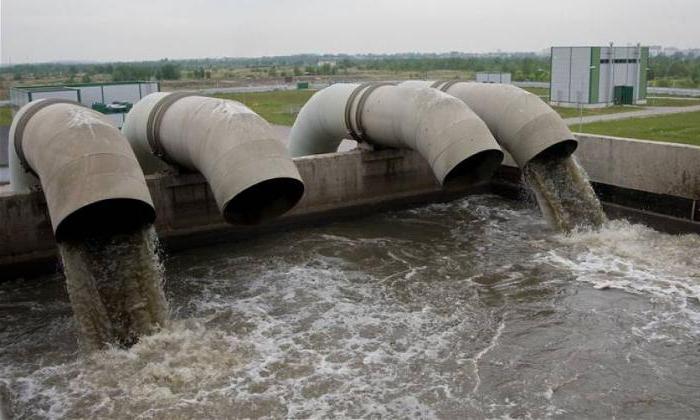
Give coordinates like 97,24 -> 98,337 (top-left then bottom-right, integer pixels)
523,155 -> 607,232
1,196 -> 699,418
58,226 -> 169,350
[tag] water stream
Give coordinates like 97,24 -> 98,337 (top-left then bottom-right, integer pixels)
1,196 -> 698,418
523,155 -> 607,232
57,226 -> 169,350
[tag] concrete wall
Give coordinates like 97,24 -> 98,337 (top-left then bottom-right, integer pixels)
0,149 -> 477,278
497,134 -> 700,227
574,134 -> 700,200
499,134 -> 700,202
1,134 -> 698,278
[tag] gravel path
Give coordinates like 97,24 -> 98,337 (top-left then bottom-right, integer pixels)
563,104 -> 700,125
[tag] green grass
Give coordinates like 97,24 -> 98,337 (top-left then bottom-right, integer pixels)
0,106 -> 12,126
212,90 -> 315,126
575,110 -> 700,146
645,97 -> 700,107
553,105 -> 641,119
521,86 -> 549,97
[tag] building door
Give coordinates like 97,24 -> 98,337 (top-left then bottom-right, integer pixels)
614,86 -> 635,105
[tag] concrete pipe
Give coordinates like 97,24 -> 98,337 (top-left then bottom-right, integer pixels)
122,92 -> 305,225
401,81 -> 577,168
289,83 -> 503,186
8,99 -> 155,241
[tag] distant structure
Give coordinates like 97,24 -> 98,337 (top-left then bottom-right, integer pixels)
9,81 -> 159,127
550,44 -> 649,108
476,72 -> 511,84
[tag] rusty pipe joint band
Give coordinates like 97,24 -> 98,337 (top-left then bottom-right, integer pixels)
343,83 -> 372,141
431,79 -> 461,92
13,98 -> 85,178
343,82 -> 395,142
145,91 -> 199,165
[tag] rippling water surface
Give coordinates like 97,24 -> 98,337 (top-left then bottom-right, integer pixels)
1,195 -> 699,419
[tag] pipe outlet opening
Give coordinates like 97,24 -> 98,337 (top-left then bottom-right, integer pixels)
222,177 -> 305,225
442,149 -> 505,187
529,139 -> 578,164
55,198 -> 156,242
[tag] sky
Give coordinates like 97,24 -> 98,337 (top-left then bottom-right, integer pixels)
1,0 -> 698,64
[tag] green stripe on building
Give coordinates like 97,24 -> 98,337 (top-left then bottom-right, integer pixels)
639,47 -> 649,99
589,47 -> 600,103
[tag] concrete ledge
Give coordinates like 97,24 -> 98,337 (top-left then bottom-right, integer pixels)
497,133 -> 700,228
0,149 -> 481,278
501,133 -> 700,201
574,133 -> 700,201
1,134 -> 699,279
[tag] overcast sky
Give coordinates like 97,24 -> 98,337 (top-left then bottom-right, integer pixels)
1,0 -> 698,64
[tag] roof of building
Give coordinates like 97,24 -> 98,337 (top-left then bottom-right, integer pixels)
11,81 -> 158,92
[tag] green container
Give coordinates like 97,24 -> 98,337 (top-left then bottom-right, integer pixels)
297,82 -> 309,90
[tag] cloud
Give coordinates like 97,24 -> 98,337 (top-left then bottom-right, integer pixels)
1,0 -> 698,63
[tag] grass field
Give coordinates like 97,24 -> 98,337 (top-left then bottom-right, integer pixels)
645,97 -> 700,107
0,106 -> 12,126
553,105 -> 641,119
521,86 -> 549,97
575,110 -> 700,146
213,90 -> 315,126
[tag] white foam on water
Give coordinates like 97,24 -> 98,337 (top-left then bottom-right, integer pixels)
4,318 -> 254,419
3,195 -> 699,419
537,219 -> 700,335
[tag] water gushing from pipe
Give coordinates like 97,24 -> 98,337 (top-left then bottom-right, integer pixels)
58,226 -> 169,350
9,99 -> 166,350
523,155 -> 606,232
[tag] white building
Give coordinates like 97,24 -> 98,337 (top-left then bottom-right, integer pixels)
476,72 -> 511,84
550,45 -> 649,108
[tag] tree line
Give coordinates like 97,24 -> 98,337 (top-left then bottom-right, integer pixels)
3,53 -> 700,87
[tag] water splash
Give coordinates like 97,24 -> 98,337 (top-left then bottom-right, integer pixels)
541,219 -> 700,307
58,226 -> 169,350
3,196 -> 699,418
523,155 -> 606,232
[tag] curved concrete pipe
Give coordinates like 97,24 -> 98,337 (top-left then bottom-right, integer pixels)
401,81 -> 577,168
122,93 -> 305,225
8,99 -> 155,241
289,83 -> 503,186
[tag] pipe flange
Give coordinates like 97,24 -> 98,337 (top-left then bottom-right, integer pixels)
344,82 -> 395,142
434,79 -> 462,92
146,91 -> 199,165
13,98 -> 85,177
343,83 -> 372,141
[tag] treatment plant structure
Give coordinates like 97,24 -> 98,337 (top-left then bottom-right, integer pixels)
549,44 -> 649,108
1,77 -> 700,418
